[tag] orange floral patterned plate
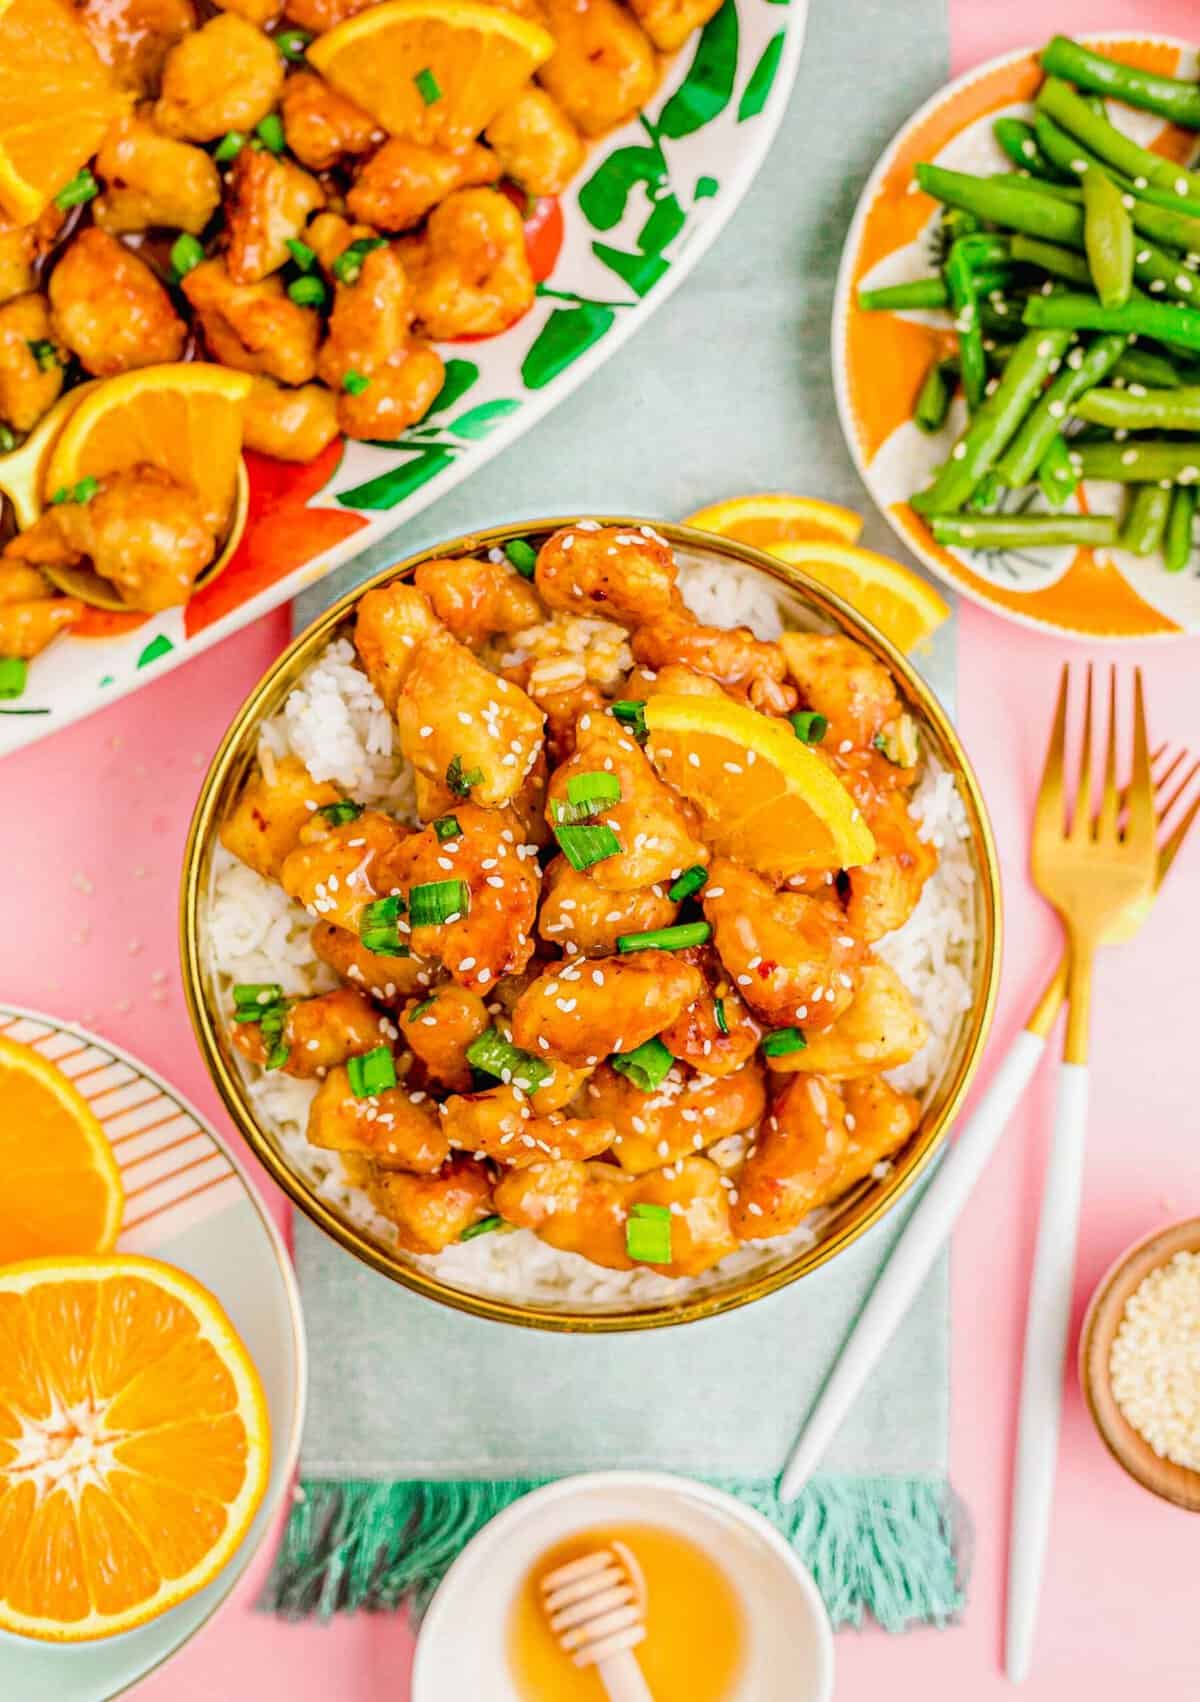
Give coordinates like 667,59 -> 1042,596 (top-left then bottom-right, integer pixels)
833,34 -> 1200,641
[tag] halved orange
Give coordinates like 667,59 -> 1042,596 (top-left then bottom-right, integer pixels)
0,1255 -> 270,1641
685,492 -> 865,550
645,692 -> 876,877
43,362 -> 252,533
766,540 -> 951,653
0,0 -> 129,223
0,1035 -> 123,1262
308,0 -> 554,148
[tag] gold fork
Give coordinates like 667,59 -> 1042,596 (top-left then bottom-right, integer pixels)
1007,664 -> 1160,1685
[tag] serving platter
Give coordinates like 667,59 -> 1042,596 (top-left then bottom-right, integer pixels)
0,1007 -> 305,1702
833,33 -> 1200,641
1,0 -> 808,758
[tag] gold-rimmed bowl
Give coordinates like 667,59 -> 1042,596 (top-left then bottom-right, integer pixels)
181,517 -> 1002,1333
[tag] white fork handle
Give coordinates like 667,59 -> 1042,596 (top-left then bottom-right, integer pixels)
1006,1061 -> 1090,1685
779,1028 -> 1049,1501
595,1650 -> 656,1702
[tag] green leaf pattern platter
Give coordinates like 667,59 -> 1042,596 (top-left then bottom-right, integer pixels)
1,0 -> 808,756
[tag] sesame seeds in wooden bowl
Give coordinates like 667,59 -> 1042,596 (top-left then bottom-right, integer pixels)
1080,1217 -> 1200,1512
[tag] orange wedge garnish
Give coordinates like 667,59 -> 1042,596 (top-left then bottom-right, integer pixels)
645,692 -> 876,877
0,1255 -> 270,1640
0,1034 -> 122,1261
766,540 -> 951,653
685,492 -> 865,550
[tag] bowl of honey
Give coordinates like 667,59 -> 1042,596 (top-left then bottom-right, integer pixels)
411,1472 -> 835,1701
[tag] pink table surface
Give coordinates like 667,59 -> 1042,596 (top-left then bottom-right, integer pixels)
4,6 -> 1200,1694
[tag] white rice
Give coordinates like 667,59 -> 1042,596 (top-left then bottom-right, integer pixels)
204,554 -> 978,1312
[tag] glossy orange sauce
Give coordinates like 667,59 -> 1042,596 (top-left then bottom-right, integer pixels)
508,1523 -> 745,1702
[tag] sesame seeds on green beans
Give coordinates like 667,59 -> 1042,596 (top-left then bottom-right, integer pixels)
1037,77 -> 1200,204
1070,439 -> 1200,484
1022,290 -> 1200,352
931,514 -> 1119,549
994,332 -> 1126,489
1070,385 -> 1200,432
1039,36 -> 1200,132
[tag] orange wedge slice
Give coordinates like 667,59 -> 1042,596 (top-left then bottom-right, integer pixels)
0,1255 -> 270,1641
43,362 -> 252,532
766,540 -> 951,653
0,1035 -> 122,1261
685,492 -> 865,550
308,0 -> 554,148
0,0 -> 128,223
645,692 -> 876,877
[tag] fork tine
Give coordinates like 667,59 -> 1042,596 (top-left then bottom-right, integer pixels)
1034,663 -> 1070,843
1095,664 -> 1121,842
1069,664 -> 1094,842
1152,747 -> 1186,792
1159,756 -> 1199,824
1158,782 -> 1200,883
1125,666 -> 1157,853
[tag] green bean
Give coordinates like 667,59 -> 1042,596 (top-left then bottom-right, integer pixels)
1120,176 -> 1200,227
1038,77 -> 1200,204
1164,485 -> 1197,571
1023,289 -> 1200,351
910,326 -> 1074,514
945,240 -> 986,408
1037,433 -> 1078,508
914,359 -> 956,433
915,162 -> 1084,244
993,173 -> 1082,204
1071,384 -> 1200,430
1009,234 -> 1092,286
1034,116 -> 1200,257
964,470 -> 1002,513
1112,347 -> 1182,389
858,277 -> 947,312
995,332 -> 1126,487
993,117 -> 1069,182
1118,485 -> 1172,554
1071,439 -> 1200,483
931,514 -> 1117,548
1040,36 -> 1200,131
1082,166 -> 1133,308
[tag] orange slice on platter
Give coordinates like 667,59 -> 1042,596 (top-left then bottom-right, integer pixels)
0,0 -> 129,223
308,0 -> 555,148
644,692 -> 876,877
0,1034 -> 123,1262
0,1255 -> 270,1641
765,540 -> 951,653
685,492 -> 865,550
42,362 -> 252,533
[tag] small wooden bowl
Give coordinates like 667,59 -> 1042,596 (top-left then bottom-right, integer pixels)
1080,1217 -> 1200,1512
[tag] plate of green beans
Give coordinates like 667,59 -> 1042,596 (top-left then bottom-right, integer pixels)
834,32 -> 1200,639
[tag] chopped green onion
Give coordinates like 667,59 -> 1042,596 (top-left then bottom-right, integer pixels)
407,997 -> 436,1022
288,275 -> 327,308
610,699 -> 647,742
54,169 -> 98,210
446,754 -> 483,798
762,1027 -> 807,1058
713,997 -> 729,1036
667,865 -> 707,902
214,131 -> 247,164
616,921 -> 710,953
359,894 -> 408,956
286,237 -> 316,271
789,710 -> 828,744
170,232 -> 205,280
630,1202 -> 671,1220
409,878 -> 469,927
567,771 -> 621,810
460,1215 -> 504,1242
265,1038 -> 290,1071
332,237 -> 387,285
505,538 -> 537,578
433,814 -> 461,842
347,1045 -> 396,1098
611,1037 -> 674,1093
276,26 -> 313,60
255,113 -> 286,154
51,476 -> 99,507
233,983 -> 284,1007
555,822 -> 621,871
626,1212 -> 672,1264
0,657 -> 27,699
27,339 -> 58,371
0,425 -> 16,454
318,799 -> 363,825
465,1028 -> 551,1094
414,67 -> 441,105
342,369 -> 370,395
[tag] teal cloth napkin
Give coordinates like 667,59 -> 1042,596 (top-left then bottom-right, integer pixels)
269,0 -> 967,1633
